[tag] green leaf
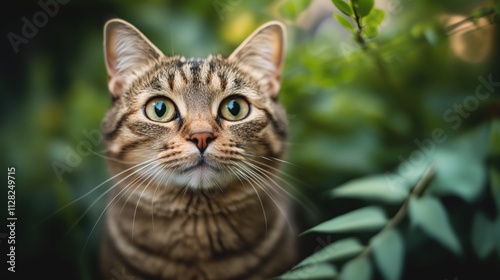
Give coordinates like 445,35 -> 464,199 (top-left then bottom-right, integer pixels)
341,257 -> 372,280
352,0 -> 374,17
302,206 -> 388,235
385,163 -> 429,193
277,263 -> 337,279
297,238 -> 364,267
428,149 -> 486,203
331,175 -> 409,204
332,0 -> 353,16
362,25 -> 379,39
360,8 -> 385,39
409,196 -> 462,255
471,211 -> 495,259
363,8 -> 385,26
334,14 -> 356,33
371,229 -> 404,280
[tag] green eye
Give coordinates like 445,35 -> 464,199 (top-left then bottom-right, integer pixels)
144,97 -> 176,122
219,97 -> 250,121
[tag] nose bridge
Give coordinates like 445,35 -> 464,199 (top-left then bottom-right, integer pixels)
188,116 -> 214,134
183,85 -> 215,133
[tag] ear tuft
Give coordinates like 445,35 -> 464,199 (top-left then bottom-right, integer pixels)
229,21 -> 286,97
104,19 -> 163,97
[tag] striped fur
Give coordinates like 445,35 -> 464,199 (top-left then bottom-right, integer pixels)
100,19 -> 296,279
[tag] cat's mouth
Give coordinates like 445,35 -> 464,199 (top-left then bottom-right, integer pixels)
173,157 -> 229,189
182,158 -> 220,173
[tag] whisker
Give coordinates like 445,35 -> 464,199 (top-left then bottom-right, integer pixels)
78,159 -> 161,255
150,164 -> 173,229
237,164 -> 294,231
88,148 -> 141,164
244,159 -> 305,198
36,158 -> 158,228
262,155 -> 302,168
243,154 -> 309,188
118,162 -> 164,222
242,161 -> 290,199
132,163 -> 167,241
243,158 -> 320,217
230,166 -> 268,236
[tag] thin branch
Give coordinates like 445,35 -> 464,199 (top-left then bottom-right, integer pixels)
358,164 -> 436,259
445,8 -> 496,34
350,2 -> 368,51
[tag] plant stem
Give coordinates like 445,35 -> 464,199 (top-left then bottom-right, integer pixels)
357,164 -> 436,259
445,8 -> 496,34
351,2 -> 368,51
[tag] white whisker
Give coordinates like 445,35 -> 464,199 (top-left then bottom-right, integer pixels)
243,157 -> 320,217
243,154 -> 309,188
150,165 -> 173,229
37,158 -> 158,228
131,163 -> 167,241
79,159 -> 161,255
237,164 -> 294,231
230,166 -> 268,236
89,148 -> 141,164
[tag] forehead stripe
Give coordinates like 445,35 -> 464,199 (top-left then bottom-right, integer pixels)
167,73 -> 175,90
218,72 -> 227,92
189,62 -> 201,84
179,68 -> 188,84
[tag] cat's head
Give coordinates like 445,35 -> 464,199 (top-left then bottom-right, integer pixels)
102,19 -> 287,190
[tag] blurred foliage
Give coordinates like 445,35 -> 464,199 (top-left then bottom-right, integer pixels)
1,0 -> 500,279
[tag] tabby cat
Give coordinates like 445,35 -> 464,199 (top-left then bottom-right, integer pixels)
100,18 -> 297,280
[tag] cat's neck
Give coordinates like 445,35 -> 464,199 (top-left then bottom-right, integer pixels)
104,178 -> 292,260
113,179 -> 272,217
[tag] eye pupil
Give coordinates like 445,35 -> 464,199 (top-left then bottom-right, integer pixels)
154,101 -> 166,117
145,97 -> 176,123
219,97 -> 249,121
227,100 -> 240,116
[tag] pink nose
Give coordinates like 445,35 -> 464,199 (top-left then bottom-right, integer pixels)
188,132 -> 215,152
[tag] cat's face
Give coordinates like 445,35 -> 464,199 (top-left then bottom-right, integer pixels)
102,19 -> 287,190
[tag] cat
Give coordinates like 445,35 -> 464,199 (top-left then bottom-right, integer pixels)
99,18 -> 297,280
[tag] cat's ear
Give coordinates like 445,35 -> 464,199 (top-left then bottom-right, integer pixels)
229,21 -> 286,98
104,19 -> 163,97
